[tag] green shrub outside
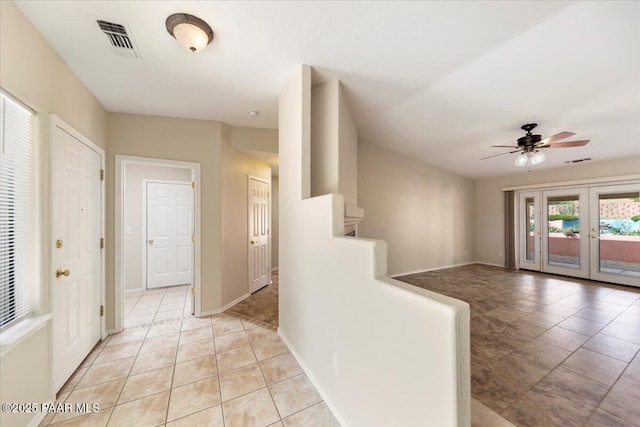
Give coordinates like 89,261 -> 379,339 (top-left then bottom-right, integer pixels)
548,214 -> 579,221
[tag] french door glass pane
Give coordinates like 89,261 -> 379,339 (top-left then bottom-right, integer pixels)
598,192 -> 640,278
525,197 -> 535,262
547,196 -> 580,269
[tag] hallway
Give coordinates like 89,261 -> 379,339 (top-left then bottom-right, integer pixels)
46,278 -> 339,427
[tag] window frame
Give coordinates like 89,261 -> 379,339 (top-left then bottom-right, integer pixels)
0,89 -> 45,354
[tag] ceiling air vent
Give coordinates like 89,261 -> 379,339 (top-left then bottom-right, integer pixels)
97,19 -> 140,58
564,157 -> 592,164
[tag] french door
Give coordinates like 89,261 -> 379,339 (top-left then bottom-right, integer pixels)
518,183 -> 640,287
588,184 -> 640,286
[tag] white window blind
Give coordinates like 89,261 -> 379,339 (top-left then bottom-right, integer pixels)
0,92 -> 36,329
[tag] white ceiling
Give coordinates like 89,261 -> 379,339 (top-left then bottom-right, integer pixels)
16,1 -> 640,179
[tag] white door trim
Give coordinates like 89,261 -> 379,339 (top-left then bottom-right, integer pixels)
114,155 -> 202,333
142,179 -> 193,290
248,175 -> 271,293
517,191 -> 541,272
49,114 -> 105,395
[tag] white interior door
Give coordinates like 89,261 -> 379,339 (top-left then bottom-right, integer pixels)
519,191 -> 541,271
249,177 -> 270,293
146,182 -> 193,288
588,184 -> 640,287
52,125 -> 102,393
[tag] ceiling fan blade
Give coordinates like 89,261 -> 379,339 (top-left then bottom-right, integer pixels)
543,140 -> 590,148
538,131 -> 575,145
490,145 -> 520,148
481,149 -> 521,160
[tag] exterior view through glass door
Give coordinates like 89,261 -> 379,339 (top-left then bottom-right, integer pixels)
589,184 -> 640,286
518,182 -> 640,287
542,189 -> 589,278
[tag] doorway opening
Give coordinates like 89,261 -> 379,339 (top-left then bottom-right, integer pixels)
115,155 -> 201,332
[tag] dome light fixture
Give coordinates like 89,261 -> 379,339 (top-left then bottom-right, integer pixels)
166,13 -> 213,53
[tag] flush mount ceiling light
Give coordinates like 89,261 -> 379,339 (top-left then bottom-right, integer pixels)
166,13 -> 213,53
248,110 -> 259,117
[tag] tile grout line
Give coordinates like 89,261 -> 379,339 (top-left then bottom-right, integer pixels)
210,315 -> 226,427
103,311 -> 153,427
245,322 -> 284,424
160,311 -> 203,425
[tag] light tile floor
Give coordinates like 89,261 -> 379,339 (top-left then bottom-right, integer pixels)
124,285 -> 192,328
44,306 -> 339,426
46,275 -> 516,426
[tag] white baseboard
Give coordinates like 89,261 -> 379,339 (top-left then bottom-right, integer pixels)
28,402 -> 51,427
199,293 -> 250,317
278,329 -> 348,427
392,261 -> 476,278
474,261 -> 506,268
105,328 -> 119,336
125,288 -> 145,294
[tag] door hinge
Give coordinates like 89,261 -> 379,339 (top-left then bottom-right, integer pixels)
192,234 -> 195,242
192,181 -> 195,189
100,169 -> 104,181
100,305 -> 104,316
100,237 -> 104,249
191,287 -> 195,295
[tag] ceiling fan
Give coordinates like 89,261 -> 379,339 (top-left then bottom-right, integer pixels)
482,123 -> 590,168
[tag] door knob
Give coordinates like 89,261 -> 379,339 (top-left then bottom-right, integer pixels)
56,269 -> 70,278
591,234 -> 597,238
250,240 -> 256,245
148,239 -> 154,244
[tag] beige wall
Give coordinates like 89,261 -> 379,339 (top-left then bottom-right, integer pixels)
310,80 -> 358,206
271,176 -> 280,269
107,113 -> 223,319
124,164 -> 192,291
279,65 -> 470,426
221,125 -> 271,305
476,155 -> 640,266
358,141 -> 476,275
338,81 -> 358,206
231,126 -> 278,154
0,2 -> 108,426
311,81 -> 339,198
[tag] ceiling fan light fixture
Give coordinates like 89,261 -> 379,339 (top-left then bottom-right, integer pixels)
515,153 -> 529,167
530,151 -> 545,165
166,13 -> 214,53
